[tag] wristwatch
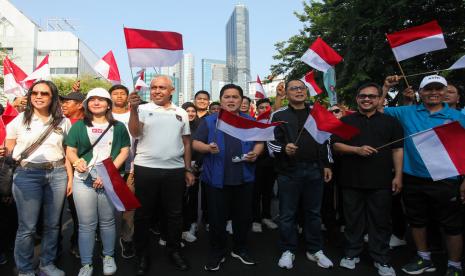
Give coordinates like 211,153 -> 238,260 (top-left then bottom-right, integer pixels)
185,167 -> 194,173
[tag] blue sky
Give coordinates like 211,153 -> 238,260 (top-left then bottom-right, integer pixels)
11,0 -> 304,90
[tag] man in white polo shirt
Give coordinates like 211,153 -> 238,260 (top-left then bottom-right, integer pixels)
128,75 -> 195,274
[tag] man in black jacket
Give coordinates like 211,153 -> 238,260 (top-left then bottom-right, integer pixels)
268,79 -> 333,270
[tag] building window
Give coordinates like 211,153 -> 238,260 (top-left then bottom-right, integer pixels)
50,67 -> 78,74
37,50 -> 50,56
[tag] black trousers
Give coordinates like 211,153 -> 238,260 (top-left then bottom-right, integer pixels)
391,193 -> 406,239
343,187 -> 392,264
183,179 -> 199,230
206,183 -> 253,259
134,165 -> 185,255
253,165 -> 275,222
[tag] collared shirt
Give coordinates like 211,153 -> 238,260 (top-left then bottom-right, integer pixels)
332,111 -> 404,189
6,113 -> 71,162
384,103 -> 465,178
133,102 -> 190,169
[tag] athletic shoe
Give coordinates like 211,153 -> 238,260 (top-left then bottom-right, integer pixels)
445,266 -> 463,276
159,238 -> 166,246
278,250 -> 295,269
252,222 -> 263,233
389,235 -> 407,248
401,255 -> 436,275
182,231 -> 197,243
189,223 -> 198,234
374,262 -> 396,276
204,256 -> 226,271
103,256 -> 117,275
261,218 -> 278,229
119,238 -> 135,259
226,220 -> 233,234
340,257 -> 360,270
78,264 -> 93,276
231,251 -> 256,265
306,250 -> 334,268
39,264 -> 65,276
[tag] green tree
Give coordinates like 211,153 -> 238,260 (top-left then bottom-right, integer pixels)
52,75 -> 112,96
272,0 -> 465,106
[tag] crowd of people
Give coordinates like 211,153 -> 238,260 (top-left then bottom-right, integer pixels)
0,73 -> 464,276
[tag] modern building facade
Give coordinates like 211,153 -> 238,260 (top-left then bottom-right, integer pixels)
182,53 -> 194,104
226,4 -> 250,93
202,59 -> 225,92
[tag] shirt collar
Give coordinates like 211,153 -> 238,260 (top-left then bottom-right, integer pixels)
151,102 -> 177,111
416,103 -> 449,116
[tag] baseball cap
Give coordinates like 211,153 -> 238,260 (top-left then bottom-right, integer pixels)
419,75 -> 447,89
60,92 -> 85,102
83,87 -> 112,104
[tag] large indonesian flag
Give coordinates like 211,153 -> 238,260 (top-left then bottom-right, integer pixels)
96,158 -> 141,211
22,55 -> 50,88
301,37 -> 343,72
386,20 -> 447,62
124,27 -> 183,67
3,56 -> 28,96
94,51 -> 121,84
255,75 -> 266,99
301,70 -> 323,96
412,121 -> 465,181
304,102 -> 359,144
217,109 -> 282,141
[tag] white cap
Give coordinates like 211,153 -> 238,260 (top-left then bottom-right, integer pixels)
83,87 -> 111,104
419,75 -> 447,89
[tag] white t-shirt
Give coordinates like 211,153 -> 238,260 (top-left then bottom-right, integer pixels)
134,102 -> 190,169
6,113 -> 71,163
113,111 -> 134,173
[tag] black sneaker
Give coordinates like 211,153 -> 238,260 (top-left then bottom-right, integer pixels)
446,266 -> 463,276
230,251 -> 256,265
204,256 -> 226,271
119,238 -> 135,259
401,255 -> 436,275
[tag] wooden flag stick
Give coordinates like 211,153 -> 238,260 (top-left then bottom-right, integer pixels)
396,60 -> 410,87
405,68 -> 450,78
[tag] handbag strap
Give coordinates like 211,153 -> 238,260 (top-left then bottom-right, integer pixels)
17,117 -> 64,163
78,122 -> 113,158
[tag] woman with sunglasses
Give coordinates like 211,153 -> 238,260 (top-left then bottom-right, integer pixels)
1,80 -> 72,276
65,88 -> 130,276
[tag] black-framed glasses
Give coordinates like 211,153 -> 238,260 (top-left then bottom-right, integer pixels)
357,94 -> 379,100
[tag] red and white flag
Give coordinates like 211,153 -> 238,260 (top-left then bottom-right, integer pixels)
412,121 -> 465,181
217,109 -> 282,141
301,37 -> 343,73
2,102 -> 19,125
304,102 -> 359,144
96,158 -> 141,211
255,75 -> 266,99
124,27 -> 183,67
2,56 -> 28,96
449,55 -> 465,70
22,55 -> 50,89
135,69 -> 149,90
386,20 -> 447,62
0,118 -> 6,145
256,105 -> 272,123
94,51 -> 121,84
301,70 -> 323,96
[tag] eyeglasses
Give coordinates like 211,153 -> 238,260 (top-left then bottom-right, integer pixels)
30,91 -> 51,97
357,94 -> 379,100
330,109 -> 341,114
287,86 -> 307,92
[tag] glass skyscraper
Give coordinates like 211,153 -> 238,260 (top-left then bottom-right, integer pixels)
202,58 -> 226,94
226,4 -> 250,92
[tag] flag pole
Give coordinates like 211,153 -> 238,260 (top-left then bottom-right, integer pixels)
395,60 -> 410,87
123,25 -> 136,91
405,68 -> 450,78
294,126 -> 305,145
375,126 -> 436,150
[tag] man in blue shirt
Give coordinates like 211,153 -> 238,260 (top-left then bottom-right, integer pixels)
383,75 -> 465,276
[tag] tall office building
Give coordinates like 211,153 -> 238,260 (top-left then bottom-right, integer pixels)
202,59 -> 226,93
182,53 -> 194,103
226,4 -> 250,92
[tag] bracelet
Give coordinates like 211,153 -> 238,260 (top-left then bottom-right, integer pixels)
185,167 -> 194,173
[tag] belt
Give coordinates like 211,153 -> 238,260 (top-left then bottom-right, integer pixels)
20,159 -> 65,170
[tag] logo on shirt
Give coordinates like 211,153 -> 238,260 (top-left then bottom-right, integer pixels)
92,128 -> 104,133
53,127 -> 63,135
175,114 -> 182,122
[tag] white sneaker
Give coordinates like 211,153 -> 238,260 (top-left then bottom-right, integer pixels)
39,264 -> 65,276
262,218 -> 278,229
182,231 -> 197,242
389,235 -> 406,248
374,262 -> 396,276
340,257 -> 360,269
226,220 -> 233,234
159,238 -> 166,246
364,234 -> 369,243
103,256 -> 117,275
278,250 -> 295,269
78,264 -> 93,276
306,250 -> 334,268
252,222 -> 263,233
18,273 -> 36,276
189,223 -> 198,234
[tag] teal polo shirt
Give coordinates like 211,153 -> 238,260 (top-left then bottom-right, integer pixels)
384,103 -> 465,178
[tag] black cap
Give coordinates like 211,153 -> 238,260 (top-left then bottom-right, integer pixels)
60,92 -> 85,102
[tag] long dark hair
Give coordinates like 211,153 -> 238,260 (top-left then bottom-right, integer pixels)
23,80 -> 63,126
83,98 -> 116,127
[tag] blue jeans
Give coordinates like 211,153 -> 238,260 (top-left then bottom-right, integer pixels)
73,169 -> 116,265
13,166 -> 67,274
278,162 -> 324,254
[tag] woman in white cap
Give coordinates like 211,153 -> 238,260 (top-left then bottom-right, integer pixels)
65,88 -> 130,276
1,80 -> 71,276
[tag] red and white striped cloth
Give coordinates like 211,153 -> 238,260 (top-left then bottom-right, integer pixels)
22,55 -> 50,88
301,37 -> 343,72
2,56 -> 27,96
301,70 -> 322,96
94,51 -> 121,84
255,75 -> 266,99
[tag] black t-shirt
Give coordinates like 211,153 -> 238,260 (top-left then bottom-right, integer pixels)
332,111 -> 404,189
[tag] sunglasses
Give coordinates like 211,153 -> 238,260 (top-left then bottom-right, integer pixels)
357,94 -> 379,100
30,91 -> 51,97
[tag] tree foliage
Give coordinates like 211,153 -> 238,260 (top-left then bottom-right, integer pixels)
271,0 -> 465,106
52,75 -> 112,96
